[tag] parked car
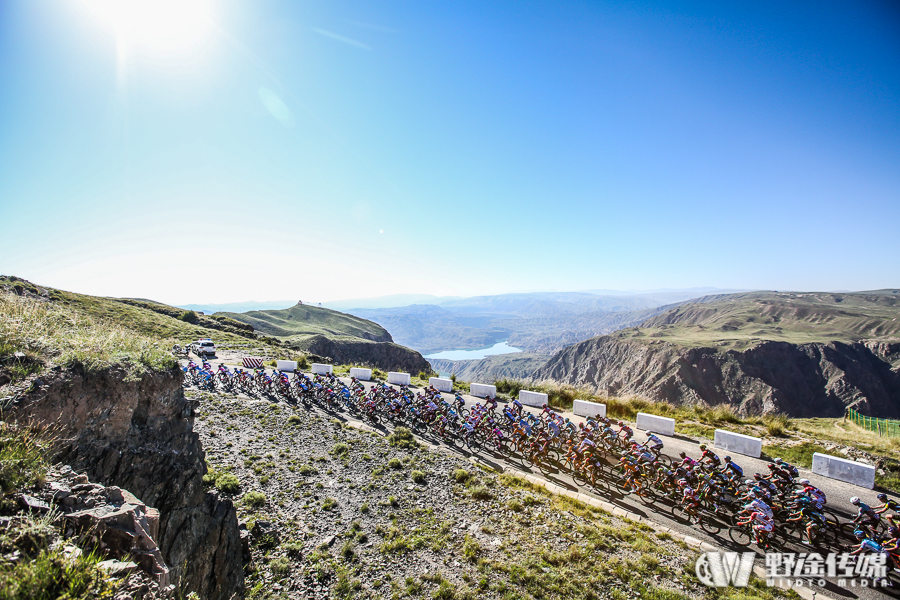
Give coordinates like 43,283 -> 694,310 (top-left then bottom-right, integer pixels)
193,339 -> 216,357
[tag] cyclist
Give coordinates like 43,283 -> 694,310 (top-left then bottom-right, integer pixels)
794,479 -> 827,511
881,527 -> 900,570
546,417 -> 561,442
737,509 -> 775,547
678,452 -> 699,469
679,479 -> 701,520
617,421 -> 634,443
644,431 -> 664,453
774,457 -> 800,479
753,473 -> 779,498
721,456 -> 744,483
765,462 -> 793,484
851,496 -> 882,533
849,530 -> 894,588
744,490 -> 774,520
875,493 -> 899,529
698,444 -> 721,469
489,426 -> 506,451
621,457 -> 644,493
653,466 -> 678,498
785,497 -> 827,545
511,398 -> 524,416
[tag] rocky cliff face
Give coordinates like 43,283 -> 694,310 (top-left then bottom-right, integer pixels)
303,336 -> 432,373
534,337 -> 900,417
7,365 -> 244,600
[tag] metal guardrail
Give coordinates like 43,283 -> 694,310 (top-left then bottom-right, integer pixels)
846,407 -> 900,437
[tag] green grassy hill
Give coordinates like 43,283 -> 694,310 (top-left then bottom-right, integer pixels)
0,276 -> 259,348
217,304 -> 392,346
625,290 -> 900,351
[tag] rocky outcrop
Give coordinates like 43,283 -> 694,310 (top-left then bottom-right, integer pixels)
534,337 -> 900,417
302,336 -> 432,374
6,365 -> 243,600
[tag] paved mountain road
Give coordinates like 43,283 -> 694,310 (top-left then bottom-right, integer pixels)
195,359 -> 899,600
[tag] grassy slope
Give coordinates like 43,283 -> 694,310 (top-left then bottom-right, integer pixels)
0,276 -> 296,384
218,304 -> 392,344
613,290 -> 900,352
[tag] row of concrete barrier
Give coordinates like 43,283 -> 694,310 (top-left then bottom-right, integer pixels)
252,357 -> 877,489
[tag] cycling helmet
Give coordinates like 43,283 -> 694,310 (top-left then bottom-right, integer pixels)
646,431 -> 654,436
854,530 -> 866,539
877,493 -> 888,502
677,479 -> 687,486
618,421 -> 624,426
564,418 -> 570,423
889,527 -> 899,537
744,479 -> 755,486
542,403 -> 548,408
753,473 -> 764,480
699,444 -> 707,451
850,496 -> 861,505
724,456 -> 732,462
797,479 -> 810,485
767,463 -> 777,470
679,452 -> 686,459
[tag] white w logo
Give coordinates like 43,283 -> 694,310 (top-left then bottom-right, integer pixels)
695,552 -> 756,587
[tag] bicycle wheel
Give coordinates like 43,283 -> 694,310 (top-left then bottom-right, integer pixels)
572,467 -> 588,486
699,511 -> 722,534
637,485 -> 656,507
728,525 -> 752,546
655,453 -> 672,468
671,505 -> 694,523
589,473 -> 610,495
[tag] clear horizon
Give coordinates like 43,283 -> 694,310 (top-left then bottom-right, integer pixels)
2,1 -> 898,305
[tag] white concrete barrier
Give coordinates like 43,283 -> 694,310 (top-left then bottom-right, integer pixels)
470,383 -> 496,399
714,429 -> 762,458
519,390 -> 548,407
388,372 -> 411,386
636,412 -> 676,436
573,400 -> 606,418
812,453 -> 875,489
312,363 -> 333,375
276,360 -> 298,372
349,368 -> 372,381
429,377 -> 453,392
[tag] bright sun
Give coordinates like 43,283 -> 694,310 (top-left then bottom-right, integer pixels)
82,0 -> 213,55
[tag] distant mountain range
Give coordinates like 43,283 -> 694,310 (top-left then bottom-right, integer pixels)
346,289 -> 747,354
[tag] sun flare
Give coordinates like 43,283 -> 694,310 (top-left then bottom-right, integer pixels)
82,0 -> 213,55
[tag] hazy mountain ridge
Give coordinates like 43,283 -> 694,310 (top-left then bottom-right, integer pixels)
427,353 -> 550,381
346,289 -> 734,354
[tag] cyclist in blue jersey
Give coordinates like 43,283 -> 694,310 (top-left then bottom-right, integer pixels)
721,456 -> 743,482
851,496 -> 881,531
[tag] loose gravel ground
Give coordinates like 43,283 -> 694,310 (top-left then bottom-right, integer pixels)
190,388 -> 795,600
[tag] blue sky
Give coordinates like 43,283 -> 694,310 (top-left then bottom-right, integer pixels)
1,0 -> 898,304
